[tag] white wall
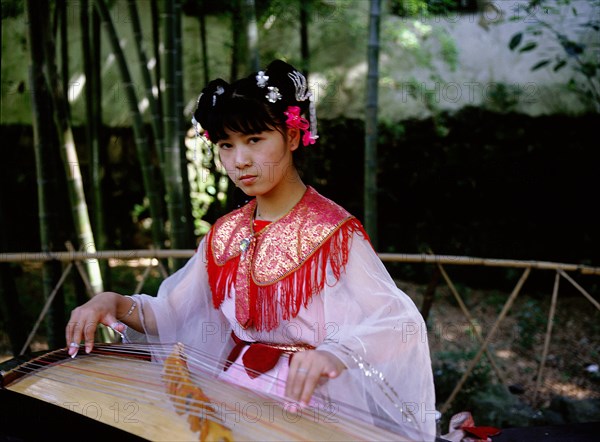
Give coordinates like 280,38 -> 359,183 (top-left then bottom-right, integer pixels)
314,0 -> 599,121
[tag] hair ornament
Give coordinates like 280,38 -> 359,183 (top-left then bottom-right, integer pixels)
308,92 -> 319,142
287,69 -> 318,142
190,109 -> 211,162
212,85 -> 225,106
191,92 -> 210,140
256,71 -> 269,88
284,106 -> 317,146
266,86 -> 282,103
191,115 -> 200,137
288,71 -> 310,102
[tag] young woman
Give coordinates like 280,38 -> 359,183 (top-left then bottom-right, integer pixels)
66,60 -> 436,440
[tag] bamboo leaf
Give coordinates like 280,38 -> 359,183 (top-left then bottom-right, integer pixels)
553,60 -> 567,72
531,60 -> 550,71
519,42 -> 538,52
509,33 -> 522,51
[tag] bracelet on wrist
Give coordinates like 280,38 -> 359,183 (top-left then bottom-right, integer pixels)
119,297 -> 137,320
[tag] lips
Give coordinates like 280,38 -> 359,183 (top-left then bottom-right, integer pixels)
239,175 -> 257,185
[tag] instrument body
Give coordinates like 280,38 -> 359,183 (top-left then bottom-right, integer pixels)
1,343 -> 408,441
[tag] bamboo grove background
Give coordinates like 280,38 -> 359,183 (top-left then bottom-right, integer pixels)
1,0 -> 598,368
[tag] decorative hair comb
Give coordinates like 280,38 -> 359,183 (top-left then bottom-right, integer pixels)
255,66 -> 319,145
288,71 -> 310,102
288,70 -> 318,142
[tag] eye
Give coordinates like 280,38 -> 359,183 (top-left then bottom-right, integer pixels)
248,137 -> 261,144
218,142 -> 233,150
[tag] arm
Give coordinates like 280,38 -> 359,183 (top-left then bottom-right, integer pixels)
66,238 -> 230,363
287,233 -> 436,439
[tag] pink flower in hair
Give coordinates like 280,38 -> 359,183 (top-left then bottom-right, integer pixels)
203,130 -> 210,141
284,106 -> 309,130
284,106 -> 316,146
302,130 -> 317,146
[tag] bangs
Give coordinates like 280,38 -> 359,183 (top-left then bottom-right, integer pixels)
207,97 -> 283,142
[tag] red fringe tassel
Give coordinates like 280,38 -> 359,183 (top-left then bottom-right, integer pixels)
206,218 -> 369,331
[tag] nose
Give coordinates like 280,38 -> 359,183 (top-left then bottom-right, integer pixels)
234,145 -> 252,169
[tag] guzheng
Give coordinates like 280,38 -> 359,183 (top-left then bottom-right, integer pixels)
1,342 -> 411,441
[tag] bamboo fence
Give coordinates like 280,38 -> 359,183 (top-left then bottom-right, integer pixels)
1,248 -> 599,414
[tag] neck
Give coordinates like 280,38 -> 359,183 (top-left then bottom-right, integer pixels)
255,180 -> 307,222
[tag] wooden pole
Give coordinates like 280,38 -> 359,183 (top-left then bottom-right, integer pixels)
20,263 -> 73,355
440,267 -> 531,414
1,251 -> 598,275
558,269 -> 600,311
437,263 -> 508,386
533,270 -> 560,405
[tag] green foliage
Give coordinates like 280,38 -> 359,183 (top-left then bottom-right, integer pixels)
187,138 -> 228,236
389,0 -> 475,17
515,299 -> 546,350
1,0 -> 23,18
470,384 -> 535,429
438,30 -> 458,70
434,349 -> 492,428
482,290 -> 508,313
484,83 -> 522,113
508,0 -> 600,110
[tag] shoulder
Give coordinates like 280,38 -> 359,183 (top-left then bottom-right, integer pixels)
213,199 -> 256,231
207,199 -> 255,263
299,186 -> 354,228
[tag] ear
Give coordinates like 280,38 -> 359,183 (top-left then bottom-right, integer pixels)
286,127 -> 301,152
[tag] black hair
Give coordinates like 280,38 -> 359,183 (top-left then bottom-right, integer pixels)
193,60 -> 312,144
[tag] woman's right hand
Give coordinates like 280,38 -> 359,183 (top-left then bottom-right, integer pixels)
65,291 -> 126,357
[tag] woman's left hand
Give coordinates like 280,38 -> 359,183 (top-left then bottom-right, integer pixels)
285,350 -> 346,407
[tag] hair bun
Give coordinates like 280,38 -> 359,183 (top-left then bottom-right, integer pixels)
194,79 -> 229,127
264,60 -> 296,77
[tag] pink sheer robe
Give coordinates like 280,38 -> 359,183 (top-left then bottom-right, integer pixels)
125,232 -> 437,440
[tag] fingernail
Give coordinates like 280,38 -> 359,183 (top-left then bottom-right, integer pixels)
288,404 -> 299,413
85,345 -> 92,354
300,401 -> 308,408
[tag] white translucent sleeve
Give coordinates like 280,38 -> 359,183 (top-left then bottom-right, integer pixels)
124,238 -> 233,375
318,234 -> 437,441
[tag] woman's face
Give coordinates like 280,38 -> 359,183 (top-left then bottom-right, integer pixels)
217,127 -> 300,198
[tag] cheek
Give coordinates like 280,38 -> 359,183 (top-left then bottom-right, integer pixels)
218,150 -> 231,166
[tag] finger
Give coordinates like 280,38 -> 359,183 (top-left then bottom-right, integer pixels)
298,368 -> 322,406
102,312 -> 122,331
66,320 -> 83,358
285,355 -> 305,402
109,321 -> 126,333
108,316 -> 127,341
83,320 -> 98,354
290,366 -> 314,405
285,367 -> 298,401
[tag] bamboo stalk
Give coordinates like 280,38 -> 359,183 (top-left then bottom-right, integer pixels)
94,0 -> 165,251
127,0 -> 165,168
64,242 -> 116,343
364,0 -> 382,249
65,242 -> 95,298
163,0 -> 190,270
